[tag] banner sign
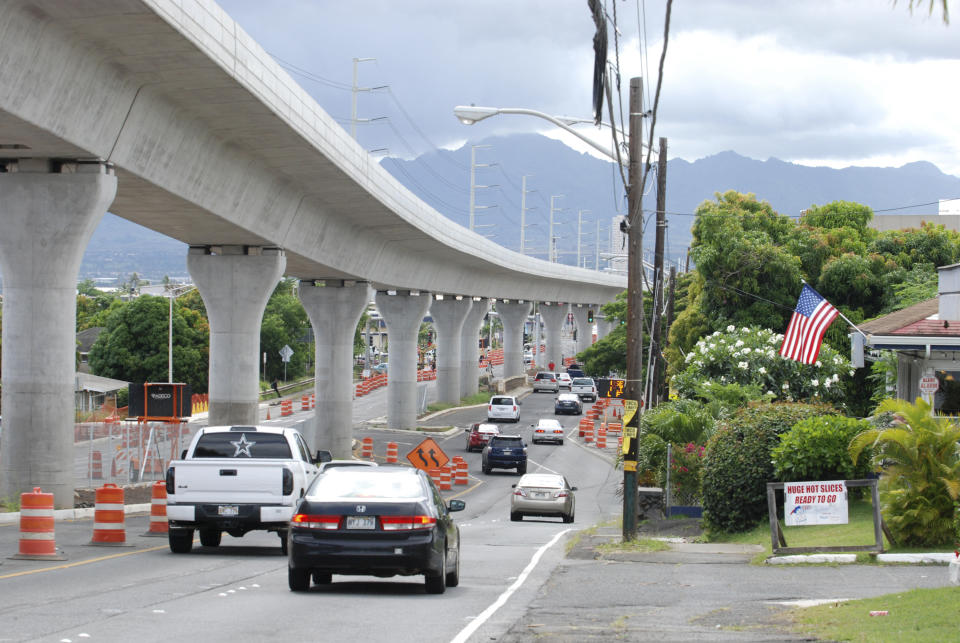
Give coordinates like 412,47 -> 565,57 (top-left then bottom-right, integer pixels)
784,480 -> 848,526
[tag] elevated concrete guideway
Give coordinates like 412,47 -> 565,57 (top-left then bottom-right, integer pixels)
0,0 -> 625,302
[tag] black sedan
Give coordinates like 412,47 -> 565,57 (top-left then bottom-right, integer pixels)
554,393 -> 583,415
287,466 -> 465,594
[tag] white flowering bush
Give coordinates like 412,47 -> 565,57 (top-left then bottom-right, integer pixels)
672,325 -> 850,405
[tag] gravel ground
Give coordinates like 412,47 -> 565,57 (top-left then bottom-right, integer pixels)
74,482 -> 159,508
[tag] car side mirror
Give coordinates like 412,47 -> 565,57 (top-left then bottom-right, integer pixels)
571,486 -> 578,491
464,428 -> 471,432
511,484 -> 517,488
181,449 -> 188,459
314,449 -> 333,464
448,499 -> 466,512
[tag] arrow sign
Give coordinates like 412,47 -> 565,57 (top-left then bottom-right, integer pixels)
406,437 -> 449,471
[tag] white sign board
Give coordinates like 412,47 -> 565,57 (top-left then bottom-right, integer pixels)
279,344 -> 294,363
784,480 -> 848,526
919,375 -> 939,394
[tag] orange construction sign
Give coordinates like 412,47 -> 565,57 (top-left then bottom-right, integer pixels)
406,438 -> 450,471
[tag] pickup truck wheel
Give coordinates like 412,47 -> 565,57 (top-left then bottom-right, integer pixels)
168,528 -> 194,554
312,571 -> 332,585
424,547 -> 447,594
199,529 -> 221,548
288,566 -> 310,592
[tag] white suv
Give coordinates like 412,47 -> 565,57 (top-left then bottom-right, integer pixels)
532,372 -> 559,393
487,395 -> 521,422
571,377 -> 597,402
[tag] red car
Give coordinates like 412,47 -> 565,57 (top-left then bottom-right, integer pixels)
465,423 -> 500,452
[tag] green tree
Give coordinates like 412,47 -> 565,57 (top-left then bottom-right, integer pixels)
88,295 -> 209,392
261,282 -> 311,382
576,291 -> 651,377
850,397 -> 960,546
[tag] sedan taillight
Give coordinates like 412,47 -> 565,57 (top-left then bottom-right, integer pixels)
291,514 -> 341,530
513,488 -> 527,497
381,515 -> 437,531
555,491 -> 569,498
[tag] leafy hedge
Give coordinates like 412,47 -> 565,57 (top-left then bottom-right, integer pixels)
702,401 -> 835,533
772,415 -> 874,482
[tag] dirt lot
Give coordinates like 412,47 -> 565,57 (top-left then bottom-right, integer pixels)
74,482 -> 159,508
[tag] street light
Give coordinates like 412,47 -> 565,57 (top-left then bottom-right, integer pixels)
454,105 -> 624,164
167,284 -> 196,383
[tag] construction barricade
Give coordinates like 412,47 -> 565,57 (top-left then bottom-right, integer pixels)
143,481 -> 169,537
89,483 -> 130,546
385,442 -> 399,464
12,488 -> 66,561
361,437 -> 374,460
439,467 -> 452,491
453,457 -> 468,485
281,399 -> 293,417
596,426 -> 607,449
301,395 -> 310,411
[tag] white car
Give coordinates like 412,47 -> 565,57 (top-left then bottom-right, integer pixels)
487,395 -> 521,422
317,460 -> 378,474
571,377 -> 597,402
531,418 -> 565,445
557,373 -> 573,390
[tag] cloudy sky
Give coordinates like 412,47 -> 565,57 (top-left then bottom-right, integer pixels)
217,0 -> 959,177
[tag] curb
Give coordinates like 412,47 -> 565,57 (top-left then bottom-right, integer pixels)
765,552 -> 957,565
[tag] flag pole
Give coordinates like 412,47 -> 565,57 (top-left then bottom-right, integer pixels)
800,280 -> 866,337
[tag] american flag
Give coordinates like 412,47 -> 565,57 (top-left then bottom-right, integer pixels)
779,285 -> 839,364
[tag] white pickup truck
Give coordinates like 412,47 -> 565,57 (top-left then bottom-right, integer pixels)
164,425 -> 325,554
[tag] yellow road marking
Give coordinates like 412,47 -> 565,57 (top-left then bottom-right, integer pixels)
448,477 -> 484,499
0,543 -> 177,580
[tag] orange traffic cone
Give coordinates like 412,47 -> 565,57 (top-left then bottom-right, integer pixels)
266,406 -> 271,421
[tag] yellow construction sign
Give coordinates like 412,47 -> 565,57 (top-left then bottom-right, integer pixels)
622,400 -> 639,426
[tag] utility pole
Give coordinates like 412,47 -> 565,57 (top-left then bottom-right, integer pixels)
595,219 -> 601,271
648,137 -> 668,408
549,195 -> 564,262
577,210 -> 591,268
469,145 -> 496,233
623,77 -> 644,541
660,266 -> 677,403
520,175 -> 534,254
350,57 -> 385,140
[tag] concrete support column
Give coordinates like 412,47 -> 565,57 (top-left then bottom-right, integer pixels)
571,304 -> 592,356
299,280 -> 370,457
460,298 -> 490,398
430,296 -> 472,404
540,302 -> 569,371
376,290 -> 431,429
497,300 -> 532,378
0,160 -> 117,507
189,246 -> 285,427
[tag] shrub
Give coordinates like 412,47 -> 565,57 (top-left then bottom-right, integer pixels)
672,325 -> 851,407
640,398 -> 718,445
702,401 -> 835,533
668,443 -> 706,506
772,415 -> 874,482
849,397 -> 960,547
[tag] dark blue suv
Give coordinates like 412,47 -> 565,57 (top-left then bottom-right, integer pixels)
481,435 -> 527,475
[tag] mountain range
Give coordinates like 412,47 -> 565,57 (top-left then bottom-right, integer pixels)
70,134 -> 960,283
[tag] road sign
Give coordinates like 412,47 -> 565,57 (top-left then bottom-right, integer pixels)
279,344 -> 294,363
622,399 -> 639,426
597,378 -> 625,398
406,438 -> 450,471
919,375 -> 939,394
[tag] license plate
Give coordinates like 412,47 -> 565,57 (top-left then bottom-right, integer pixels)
502,449 -> 512,454
218,505 -> 239,517
535,492 -> 548,498
346,516 -> 375,530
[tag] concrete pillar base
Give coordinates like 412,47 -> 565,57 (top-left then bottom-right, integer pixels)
431,296 -> 472,404
300,280 -> 370,458
539,302 -> 569,371
376,291 -> 431,430
460,298 -> 490,398
0,161 -> 117,507
497,300 -> 532,379
189,246 -> 285,427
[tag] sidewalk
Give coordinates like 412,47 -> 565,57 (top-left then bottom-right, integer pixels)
496,519 -> 959,642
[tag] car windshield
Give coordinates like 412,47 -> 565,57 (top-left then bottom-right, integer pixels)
192,432 -> 291,458
518,474 -> 563,488
308,470 -> 424,500
490,397 -> 513,405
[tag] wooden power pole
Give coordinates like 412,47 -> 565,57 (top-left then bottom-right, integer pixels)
623,77 -> 644,540
649,137 -> 667,407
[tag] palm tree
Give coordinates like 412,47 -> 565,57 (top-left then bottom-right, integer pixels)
849,397 -> 960,547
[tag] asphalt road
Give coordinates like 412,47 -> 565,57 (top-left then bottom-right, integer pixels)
1,389 -> 623,643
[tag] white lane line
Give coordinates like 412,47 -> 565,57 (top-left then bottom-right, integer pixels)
527,458 -> 560,475
449,528 -> 571,643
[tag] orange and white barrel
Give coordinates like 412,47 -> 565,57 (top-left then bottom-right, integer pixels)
385,442 -> 399,464
428,468 -> 442,487
281,400 -> 293,416
439,466 -> 452,491
13,488 -> 66,560
454,458 -> 468,485
301,395 -> 310,411
361,437 -> 374,460
596,428 -> 607,449
143,481 -> 168,537
90,483 -> 128,546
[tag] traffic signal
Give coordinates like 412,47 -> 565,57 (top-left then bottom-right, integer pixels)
620,318 -> 626,326
587,309 -> 594,323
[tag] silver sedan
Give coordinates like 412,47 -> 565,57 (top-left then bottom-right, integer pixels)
510,473 -> 576,523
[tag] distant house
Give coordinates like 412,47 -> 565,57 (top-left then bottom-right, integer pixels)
76,327 -> 103,373
857,263 -> 960,413
75,372 -> 128,413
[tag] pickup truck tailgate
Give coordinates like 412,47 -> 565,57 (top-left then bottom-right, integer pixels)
169,460 -> 287,504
